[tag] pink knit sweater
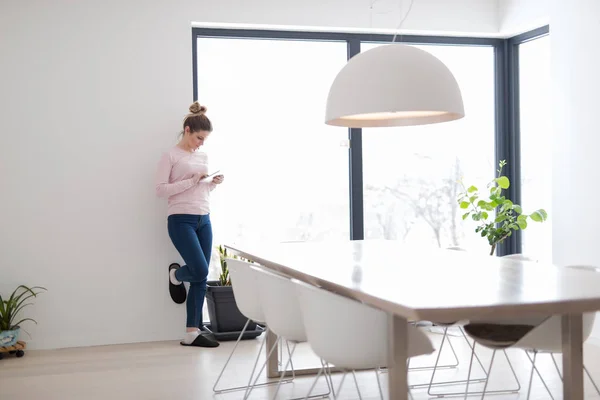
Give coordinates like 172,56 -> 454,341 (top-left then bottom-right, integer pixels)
155,146 -> 217,216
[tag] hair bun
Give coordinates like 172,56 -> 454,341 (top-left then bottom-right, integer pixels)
189,102 -> 207,115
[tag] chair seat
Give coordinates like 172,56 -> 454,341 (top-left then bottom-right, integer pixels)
464,323 -> 537,349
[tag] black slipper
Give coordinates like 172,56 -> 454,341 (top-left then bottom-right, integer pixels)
180,333 -> 220,348
168,263 -> 186,304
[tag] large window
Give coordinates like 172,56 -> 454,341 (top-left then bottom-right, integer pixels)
519,35 -> 552,261
193,27 -> 547,263
361,43 -> 496,253
196,37 -> 350,249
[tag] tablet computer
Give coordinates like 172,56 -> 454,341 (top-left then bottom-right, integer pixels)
199,170 -> 221,183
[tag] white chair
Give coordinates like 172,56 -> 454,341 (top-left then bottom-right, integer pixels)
462,259 -> 600,399
293,278 -> 435,400
427,251 -> 530,398
212,258 -> 294,396
421,246 -> 491,394
247,265 -> 332,400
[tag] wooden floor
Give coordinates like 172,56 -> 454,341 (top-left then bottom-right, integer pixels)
2,327 -> 600,399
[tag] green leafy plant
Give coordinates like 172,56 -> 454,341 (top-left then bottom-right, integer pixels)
217,245 -> 232,286
458,160 -> 548,256
0,285 -> 46,332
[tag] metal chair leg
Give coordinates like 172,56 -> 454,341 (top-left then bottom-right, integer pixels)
424,327 -> 488,392
551,353 -> 600,397
213,319 -> 252,393
479,349 -> 496,399
246,339 -> 328,400
303,365 -> 325,400
464,341 -> 477,400
525,350 -> 555,400
286,339 -> 296,381
213,321 -> 293,395
334,371 -> 348,399
324,362 -> 336,398
584,365 -> 600,396
272,342 -> 298,399
426,328 -> 493,396
374,368 -> 385,400
430,345 -> 521,398
351,371 -> 363,400
409,325 -> 460,371
245,334 -> 282,399
469,349 -> 521,398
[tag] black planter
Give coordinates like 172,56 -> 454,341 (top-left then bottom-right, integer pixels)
205,280 -> 263,341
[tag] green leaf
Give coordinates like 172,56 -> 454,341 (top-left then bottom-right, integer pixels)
501,199 -> 514,210
481,212 -> 489,220
530,209 -> 548,222
513,205 -> 523,214
10,318 -> 37,329
495,176 -> 510,189
477,200 -> 487,207
462,212 -> 469,220
495,214 -> 508,223
460,201 -> 470,209
517,219 -> 528,229
467,185 -> 478,193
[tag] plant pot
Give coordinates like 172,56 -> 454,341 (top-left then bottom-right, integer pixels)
205,281 -> 259,339
0,327 -> 20,347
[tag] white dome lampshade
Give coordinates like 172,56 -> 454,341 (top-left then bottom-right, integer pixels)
325,44 -> 465,128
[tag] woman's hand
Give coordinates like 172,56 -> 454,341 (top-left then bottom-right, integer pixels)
212,174 -> 224,184
193,173 -> 208,184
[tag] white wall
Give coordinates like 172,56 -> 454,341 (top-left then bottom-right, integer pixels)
550,0 -> 600,340
191,0 -> 500,36
0,0 -> 501,350
498,0 -> 549,36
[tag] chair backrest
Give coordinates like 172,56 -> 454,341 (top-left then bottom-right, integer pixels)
253,267 -> 307,343
293,279 -> 434,370
447,246 -> 467,251
502,253 -> 537,262
226,258 -> 264,324
513,264 -> 598,352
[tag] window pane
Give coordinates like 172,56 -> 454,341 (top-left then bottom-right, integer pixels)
361,43 -> 496,254
196,37 -> 350,246
196,37 -> 349,322
519,36 -> 552,262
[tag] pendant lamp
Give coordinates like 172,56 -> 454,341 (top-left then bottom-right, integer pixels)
325,43 -> 465,128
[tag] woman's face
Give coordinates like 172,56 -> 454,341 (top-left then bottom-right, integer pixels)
184,128 -> 210,151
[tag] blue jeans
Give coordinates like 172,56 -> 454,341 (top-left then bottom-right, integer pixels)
168,214 -> 212,328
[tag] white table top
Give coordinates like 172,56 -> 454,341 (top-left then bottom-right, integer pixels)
225,239 -> 600,322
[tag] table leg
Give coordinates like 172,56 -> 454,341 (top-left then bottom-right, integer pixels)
562,313 -> 584,400
388,314 -> 409,400
266,329 -> 279,379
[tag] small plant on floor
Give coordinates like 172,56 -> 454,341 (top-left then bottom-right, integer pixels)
457,160 -> 548,256
217,245 -> 232,286
0,285 -> 46,342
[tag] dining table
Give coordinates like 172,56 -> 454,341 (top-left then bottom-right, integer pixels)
225,239 -> 600,400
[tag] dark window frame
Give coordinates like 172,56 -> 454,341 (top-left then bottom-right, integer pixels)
191,24 -> 549,253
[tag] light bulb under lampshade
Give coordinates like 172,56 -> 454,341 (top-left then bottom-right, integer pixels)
325,44 -> 465,128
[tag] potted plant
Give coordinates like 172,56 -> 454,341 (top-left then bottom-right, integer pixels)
457,160 -> 548,255
0,285 -> 46,349
204,245 -> 263,340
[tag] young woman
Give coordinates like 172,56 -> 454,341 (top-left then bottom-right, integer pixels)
155,102 -> 224,347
